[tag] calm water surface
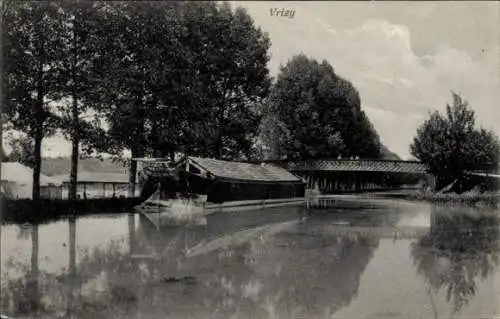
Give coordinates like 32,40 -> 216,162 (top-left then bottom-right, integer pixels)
1,198 -> 499,319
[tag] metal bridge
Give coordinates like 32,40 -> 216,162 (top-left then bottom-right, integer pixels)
285,159 -> 428,174
251,158 -> 499,193
251,158 -> 428,174
256,159 -> 499,176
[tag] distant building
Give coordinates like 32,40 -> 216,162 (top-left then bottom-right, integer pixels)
1,162 -> 62,199
51,172 -> 137,199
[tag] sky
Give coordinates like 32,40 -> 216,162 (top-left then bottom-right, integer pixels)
3,1 -> 499,159
239,1 -> 500,159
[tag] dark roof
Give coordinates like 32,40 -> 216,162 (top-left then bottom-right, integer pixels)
52,172 -> 129,184
188,157 -> 302,182
41,157 -> 128,176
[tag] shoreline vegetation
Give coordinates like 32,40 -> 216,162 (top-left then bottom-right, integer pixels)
1,187 -> 498,225
306,188 -> 499,207
366,188 -> 499,207
0,197 -> 142,224
402,190 -> 500,206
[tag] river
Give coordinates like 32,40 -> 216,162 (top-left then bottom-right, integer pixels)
1,198 -> 499,319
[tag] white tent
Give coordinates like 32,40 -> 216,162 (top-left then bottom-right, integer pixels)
1,162 -> 62,199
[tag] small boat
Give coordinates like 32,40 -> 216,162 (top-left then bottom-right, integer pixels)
135,190 -> 208,227
136,190 -> 207,212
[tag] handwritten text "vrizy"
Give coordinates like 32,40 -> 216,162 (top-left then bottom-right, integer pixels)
270,8 -> 295,19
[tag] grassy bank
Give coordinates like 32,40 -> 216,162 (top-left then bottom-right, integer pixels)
382,190 -> 500,206
1,197 -> 142,224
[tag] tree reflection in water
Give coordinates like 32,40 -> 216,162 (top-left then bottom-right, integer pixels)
1,224 -> 39,316
129,210 -> 383,319
1,208 -> 386,319
411,205 -> 500,317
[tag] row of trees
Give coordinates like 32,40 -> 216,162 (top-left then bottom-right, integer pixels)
1,1 -> 385,200
2,1 -> 272,198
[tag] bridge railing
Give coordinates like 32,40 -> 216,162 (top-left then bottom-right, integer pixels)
285,159 -> 428,174
245,158 -> 428,173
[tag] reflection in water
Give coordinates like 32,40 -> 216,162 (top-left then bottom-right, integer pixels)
411,206 -> 500,317
130,208 -> 381,319
4,224 -> 40,316
29,224 -> 39,315
0,220 -> 2,313
67,217 -> 76,319
1,207 -> 382,318
1,201 -> 499,318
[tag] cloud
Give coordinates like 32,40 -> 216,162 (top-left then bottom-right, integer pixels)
304,18 -> 500,157
247,10 -> 499,157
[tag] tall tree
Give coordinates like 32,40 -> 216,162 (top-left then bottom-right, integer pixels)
177,2 -> 271,160
271,55 -> 381,160
91,1 -> 186,196
95,1 -> 271,193
410,92 -> 500,191
2,1 -> 64,199
0,0 -> 13,176
53,0 -> 108,200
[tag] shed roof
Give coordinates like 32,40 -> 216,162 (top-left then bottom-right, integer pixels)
188,157 -> 302,183
1,162 -> 62,186
52,172 -> 129,184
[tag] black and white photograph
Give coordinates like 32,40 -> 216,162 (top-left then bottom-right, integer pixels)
0,1 -> 499,318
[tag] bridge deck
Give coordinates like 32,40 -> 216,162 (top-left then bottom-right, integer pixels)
285,159 -> 428,174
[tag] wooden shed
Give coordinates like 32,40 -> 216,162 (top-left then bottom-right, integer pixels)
138,156 -> 306,204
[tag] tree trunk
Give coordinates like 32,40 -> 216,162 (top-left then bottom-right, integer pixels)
129,102 -> 147,197
128,148 -> 138,197
0,109 -> 2,174
32,54 -> 45,200
32,125 -> 43,200
69,95 -> 79,200
214,134 -> 223,160
69,20 -> 79,201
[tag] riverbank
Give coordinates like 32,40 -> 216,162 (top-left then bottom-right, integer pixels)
305,188 -> 499,208
372,189 -> 500,206
1,197 -> 142,224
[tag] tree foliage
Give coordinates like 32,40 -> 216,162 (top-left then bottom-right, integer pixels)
255,98 -> 290,160
184,3 -> 271,160
4,135 -> 35,167
65,1 -> 270,194
410,92 -> 500,190
2,1 -> 65,199
269,55 -> 381,160
91,2 -> 178,160
88,1 -> 189,194
2,1 -> 270,197
93,1 -> 270,161
55,0 -> 109,199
